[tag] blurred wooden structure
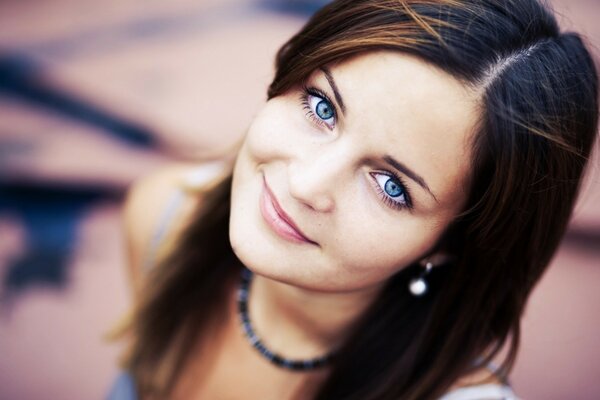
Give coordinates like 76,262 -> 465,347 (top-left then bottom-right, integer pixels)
0,0 -> 598,399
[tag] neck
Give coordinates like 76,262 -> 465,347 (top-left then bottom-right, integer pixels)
246,271 -> 384,359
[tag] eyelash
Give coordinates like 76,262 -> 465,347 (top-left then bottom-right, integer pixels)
298,85 -> 413,212
300,85 -> 337,130
371,171 -> 413,211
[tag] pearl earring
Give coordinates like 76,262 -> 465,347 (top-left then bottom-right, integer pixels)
409,262 -> 434,296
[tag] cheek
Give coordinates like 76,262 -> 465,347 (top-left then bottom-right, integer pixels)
329,212 -> 447,283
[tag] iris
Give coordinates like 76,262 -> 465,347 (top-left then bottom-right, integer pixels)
384,179 -> 403,197
316,100 -> 334,120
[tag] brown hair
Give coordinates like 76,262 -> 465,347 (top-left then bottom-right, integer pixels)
122,1 -> 599,399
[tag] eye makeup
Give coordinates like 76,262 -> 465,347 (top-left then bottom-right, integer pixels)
370,171 -> 413,211
300,85 -> 337,130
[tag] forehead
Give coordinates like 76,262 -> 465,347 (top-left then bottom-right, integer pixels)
319,51 -> 481,207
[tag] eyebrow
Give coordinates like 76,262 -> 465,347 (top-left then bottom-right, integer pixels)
383,155 -> 438,203
320,67 -> 346,115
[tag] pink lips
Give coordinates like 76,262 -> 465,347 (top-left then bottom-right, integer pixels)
260,178 -> 316,245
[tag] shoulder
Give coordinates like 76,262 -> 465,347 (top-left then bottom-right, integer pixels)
122,161 -> 230,296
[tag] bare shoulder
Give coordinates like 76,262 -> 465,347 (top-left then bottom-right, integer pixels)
122,161 -> 230,296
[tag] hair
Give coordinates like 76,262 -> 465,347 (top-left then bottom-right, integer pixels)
120,1 -> 599,399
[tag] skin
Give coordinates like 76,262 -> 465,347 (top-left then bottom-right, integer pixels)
228,51 -> 482,357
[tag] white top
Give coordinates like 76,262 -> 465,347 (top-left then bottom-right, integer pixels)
439,360 -> 519,399
440,383 -> 519,400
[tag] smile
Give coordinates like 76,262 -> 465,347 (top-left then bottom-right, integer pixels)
260,177 -> 317,245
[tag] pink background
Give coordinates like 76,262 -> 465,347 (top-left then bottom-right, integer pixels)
0,0 -> 598,399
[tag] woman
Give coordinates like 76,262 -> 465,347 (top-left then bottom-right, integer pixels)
109,0 -> 599,399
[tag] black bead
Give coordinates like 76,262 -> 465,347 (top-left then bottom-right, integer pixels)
236,268 -> 334,372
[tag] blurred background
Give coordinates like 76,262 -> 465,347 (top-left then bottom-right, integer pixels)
0,0 -> 598,399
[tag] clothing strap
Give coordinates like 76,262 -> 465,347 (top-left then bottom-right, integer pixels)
142,188 -> 185,271
106,371 -> 137,400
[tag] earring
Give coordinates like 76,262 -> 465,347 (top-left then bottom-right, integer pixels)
409,261 -> 434,296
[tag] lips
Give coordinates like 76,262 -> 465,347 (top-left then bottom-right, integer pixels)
260,177 -> 316,245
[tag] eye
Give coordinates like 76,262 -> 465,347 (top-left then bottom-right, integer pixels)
301,87 -> 337,130
311,96 -> 335,121
370,172 -> 412,210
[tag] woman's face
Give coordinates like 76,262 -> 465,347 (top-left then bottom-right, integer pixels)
230,51 -> 481,292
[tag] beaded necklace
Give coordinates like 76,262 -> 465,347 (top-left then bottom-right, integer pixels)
237,268 -> 334,371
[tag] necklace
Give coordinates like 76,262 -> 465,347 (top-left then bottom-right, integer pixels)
237,268 -> 334,371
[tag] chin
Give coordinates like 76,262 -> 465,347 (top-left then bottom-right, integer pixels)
229,220 -> 304,291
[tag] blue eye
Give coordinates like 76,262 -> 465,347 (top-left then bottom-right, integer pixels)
315,100 -> 334,120
301,87 -> 336,130
370,172 -> 412,210
384,179 -> 403,197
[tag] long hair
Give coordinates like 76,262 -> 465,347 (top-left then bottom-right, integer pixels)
122,1 -> 599,399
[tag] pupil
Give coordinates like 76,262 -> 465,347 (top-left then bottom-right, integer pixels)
384,179 -> 403,197
316,101 -> 332,119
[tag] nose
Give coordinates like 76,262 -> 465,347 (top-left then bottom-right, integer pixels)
287,148 -> 346,213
